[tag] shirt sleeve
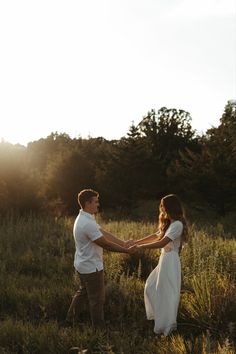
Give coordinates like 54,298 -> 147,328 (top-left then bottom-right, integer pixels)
85,221 -> 103,241
165,221 -> 183,241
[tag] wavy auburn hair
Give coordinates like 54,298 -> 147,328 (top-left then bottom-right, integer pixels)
158,194 -> 188,242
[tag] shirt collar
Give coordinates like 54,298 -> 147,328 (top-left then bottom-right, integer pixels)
79,209 -> 95,220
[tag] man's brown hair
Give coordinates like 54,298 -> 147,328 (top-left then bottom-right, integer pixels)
78,189 -> 99,208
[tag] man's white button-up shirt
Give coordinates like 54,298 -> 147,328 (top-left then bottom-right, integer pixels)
73,210 -> 103,274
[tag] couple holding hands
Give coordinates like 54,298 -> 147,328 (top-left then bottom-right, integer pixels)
66,189 -> 188,336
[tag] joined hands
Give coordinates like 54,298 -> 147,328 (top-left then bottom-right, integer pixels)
124,240 -> 141,254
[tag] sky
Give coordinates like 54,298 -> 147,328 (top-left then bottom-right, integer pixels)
0,0 -> 235,146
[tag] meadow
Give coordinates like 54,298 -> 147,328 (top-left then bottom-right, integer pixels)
0,213 -> 235,354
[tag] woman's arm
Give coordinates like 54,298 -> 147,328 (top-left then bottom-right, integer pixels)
134,232 -> 160,245
138,236 -> 171,249
178,241 -> 182,255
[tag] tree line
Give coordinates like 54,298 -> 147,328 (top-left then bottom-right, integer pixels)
0,100 -> 235,217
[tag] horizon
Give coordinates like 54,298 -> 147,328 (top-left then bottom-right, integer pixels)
0,102 -> 229,147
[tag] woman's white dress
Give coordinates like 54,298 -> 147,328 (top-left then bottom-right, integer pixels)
144,220 -> 183,336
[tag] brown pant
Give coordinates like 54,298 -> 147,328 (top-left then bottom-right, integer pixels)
67,269 -> 105,328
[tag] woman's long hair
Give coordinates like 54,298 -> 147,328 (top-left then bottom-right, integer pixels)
158,194 -> 188,242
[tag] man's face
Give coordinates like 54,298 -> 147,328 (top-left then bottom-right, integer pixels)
87,196 -> 100,214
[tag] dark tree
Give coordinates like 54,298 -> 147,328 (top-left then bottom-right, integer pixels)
168,100 -> 236,214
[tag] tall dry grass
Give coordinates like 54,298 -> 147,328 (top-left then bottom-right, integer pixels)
0,214 -> 235,353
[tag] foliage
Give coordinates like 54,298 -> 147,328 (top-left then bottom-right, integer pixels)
168,100 -> 236,214
0,101 -> 235,217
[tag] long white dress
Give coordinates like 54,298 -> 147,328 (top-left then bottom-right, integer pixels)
144,220 -> 183,336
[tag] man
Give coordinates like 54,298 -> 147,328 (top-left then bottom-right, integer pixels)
66,188 -> 135,328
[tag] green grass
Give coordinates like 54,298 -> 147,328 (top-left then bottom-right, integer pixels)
0,214 -> 235,353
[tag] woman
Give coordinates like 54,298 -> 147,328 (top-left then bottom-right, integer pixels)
135,194 -> 188,336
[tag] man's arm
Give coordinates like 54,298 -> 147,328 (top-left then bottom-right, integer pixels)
100,228 -> 126,247
94,235 -> 135,253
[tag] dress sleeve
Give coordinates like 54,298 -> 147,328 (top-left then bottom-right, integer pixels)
165,221 -> 183,241
85,221 -> 103,241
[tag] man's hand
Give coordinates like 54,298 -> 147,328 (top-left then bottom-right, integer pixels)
127,244 -> 138,254
124,239 -> 135,248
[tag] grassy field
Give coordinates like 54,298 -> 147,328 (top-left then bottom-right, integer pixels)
0,213 -> 235,354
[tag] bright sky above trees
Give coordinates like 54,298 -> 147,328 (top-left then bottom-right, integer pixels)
0,0 -> 235,145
